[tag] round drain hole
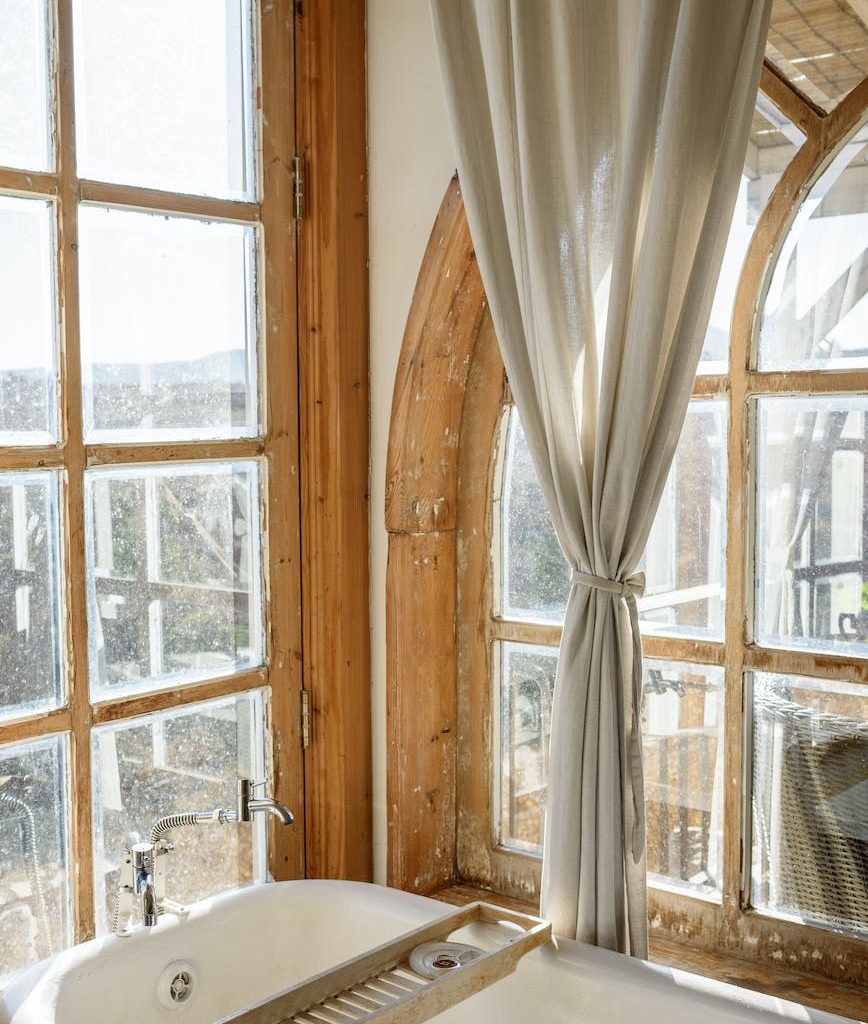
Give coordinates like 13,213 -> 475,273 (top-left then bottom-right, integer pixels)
157,960 -> 197,1011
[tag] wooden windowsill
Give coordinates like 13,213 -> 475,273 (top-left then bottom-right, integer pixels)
426,884 -> 868,1023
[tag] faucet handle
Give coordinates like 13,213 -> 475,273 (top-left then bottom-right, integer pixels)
236,778 -> 254,821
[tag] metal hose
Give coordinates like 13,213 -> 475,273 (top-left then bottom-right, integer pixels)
150,808 -> 235,845
0,792 -> 53,958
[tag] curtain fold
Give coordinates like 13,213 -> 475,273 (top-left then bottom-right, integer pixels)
430,0 -> 771,955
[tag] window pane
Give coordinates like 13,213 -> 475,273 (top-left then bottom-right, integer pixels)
85,461 -> 263,700
0,734 -> 71,979
755,397 -> 867,657
501,409 -> 570,623
700,101 -> 803,374
78,206 -> 258,443
91,691 -> 265,935
639,401 -> 727,640
766,2 -> 868,112
0,471 -> 63,721
72,0 -> 254,199
759,127 -> 868,371
644,660 -> 723,899
0,0 -> 52,172
498,642 -> 556,852
751,672 -> 867,934
0,195 -> 58,445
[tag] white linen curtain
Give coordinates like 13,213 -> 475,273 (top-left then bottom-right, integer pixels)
430,0 -> 770,955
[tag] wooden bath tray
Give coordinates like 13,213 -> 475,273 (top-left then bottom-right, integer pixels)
219,901 -> 551,1024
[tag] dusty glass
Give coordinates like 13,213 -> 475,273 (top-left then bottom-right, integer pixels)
639,401 -> 727,640
699,102 -> 803,374
501,410 -> 570,623
766,11 -> 868,112
751,672 -> 867,934
0,734 -> 71,979
0,471 -> 63,721
0,0 -> 52,172
91,691 -> 265,934
498,642 -> 557,852
755,396 -> 867,658
643,659 -> 723,898
78,206 -> 258,443
759,127 -> 868,371
72,0 -> 254,199
0,195 -> 58,445
84,461 -> 264,699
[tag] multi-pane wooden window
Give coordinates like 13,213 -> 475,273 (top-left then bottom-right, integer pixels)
461,72 -> 868,970
0,0 -> 299,978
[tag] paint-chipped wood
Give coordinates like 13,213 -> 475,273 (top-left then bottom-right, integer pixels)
385,176 -> 487,537
386,532 -> 457,893
295,0 -> 372,882
260,0 -> 306,885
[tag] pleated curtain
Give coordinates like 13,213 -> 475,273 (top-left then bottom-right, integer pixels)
430,0 -> 771,955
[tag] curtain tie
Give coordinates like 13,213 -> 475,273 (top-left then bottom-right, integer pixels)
569,569 -> 645,598
570,568 -> 646,863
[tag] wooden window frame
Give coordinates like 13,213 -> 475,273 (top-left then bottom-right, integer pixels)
0,0 -> 371,951
386,63 -> 868,1003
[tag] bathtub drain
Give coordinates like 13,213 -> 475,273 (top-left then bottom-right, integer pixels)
157,960 -> 197,1011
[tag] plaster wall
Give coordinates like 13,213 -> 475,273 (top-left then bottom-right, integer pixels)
367,0 -> 455,882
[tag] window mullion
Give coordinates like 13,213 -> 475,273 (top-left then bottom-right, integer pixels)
55,0 -> 95,944
722,213 -> 754,931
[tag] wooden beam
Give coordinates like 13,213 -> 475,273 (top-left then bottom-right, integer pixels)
387,532 -> 457,893
255,0 -> 306,883
385,177 -> 487,536
295,0 -> 371,881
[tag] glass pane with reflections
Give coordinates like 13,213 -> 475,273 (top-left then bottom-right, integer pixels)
639,401 -> 727,640
85,461 -> 263,700
78,206 -> 258,443
498,642 -> 557,852
91,691 -> 265,935
501,410 -> 570,624
699,100 -> 804,374
0,471 -> 63,721
756,396 -> 868,658
0,734 -> 71,980
751,673 -> 867,934
0,195 -> 58,445
759,126 -> 868,371
0,0 -> 52,172
72,0 -> 255,199
643,660 -> 723,899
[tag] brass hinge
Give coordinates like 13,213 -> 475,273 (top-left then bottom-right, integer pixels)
292,154 -> 304,221
300,689 -> 311,749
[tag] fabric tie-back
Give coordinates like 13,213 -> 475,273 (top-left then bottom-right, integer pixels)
430,0 -> 771,955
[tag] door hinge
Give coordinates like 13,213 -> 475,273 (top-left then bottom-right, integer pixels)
301,688 -> 311,749
292,154 -> 304,221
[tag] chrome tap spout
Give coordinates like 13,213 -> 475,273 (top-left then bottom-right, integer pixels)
236,778 -> 294,825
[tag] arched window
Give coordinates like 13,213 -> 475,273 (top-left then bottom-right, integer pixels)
388,31 -> 868,1007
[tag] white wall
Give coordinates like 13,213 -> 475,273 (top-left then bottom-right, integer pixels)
367,0 -> 455,883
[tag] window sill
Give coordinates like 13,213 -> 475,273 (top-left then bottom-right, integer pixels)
425,884 -> 868,1023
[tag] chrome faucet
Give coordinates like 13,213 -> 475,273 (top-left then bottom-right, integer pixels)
114,779 -> 293,935
235,777 -> 294,825
130,842 -> 160,928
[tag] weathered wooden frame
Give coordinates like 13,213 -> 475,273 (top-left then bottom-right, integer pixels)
386,64 -> 868,1003
0,0 -> 371,946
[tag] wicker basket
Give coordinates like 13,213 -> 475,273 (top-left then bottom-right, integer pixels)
752,679 -> 868,933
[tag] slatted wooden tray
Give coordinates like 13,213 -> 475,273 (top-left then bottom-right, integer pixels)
219,901 -> 551,1024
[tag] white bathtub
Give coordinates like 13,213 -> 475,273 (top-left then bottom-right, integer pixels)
0,880 -> 848,1024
